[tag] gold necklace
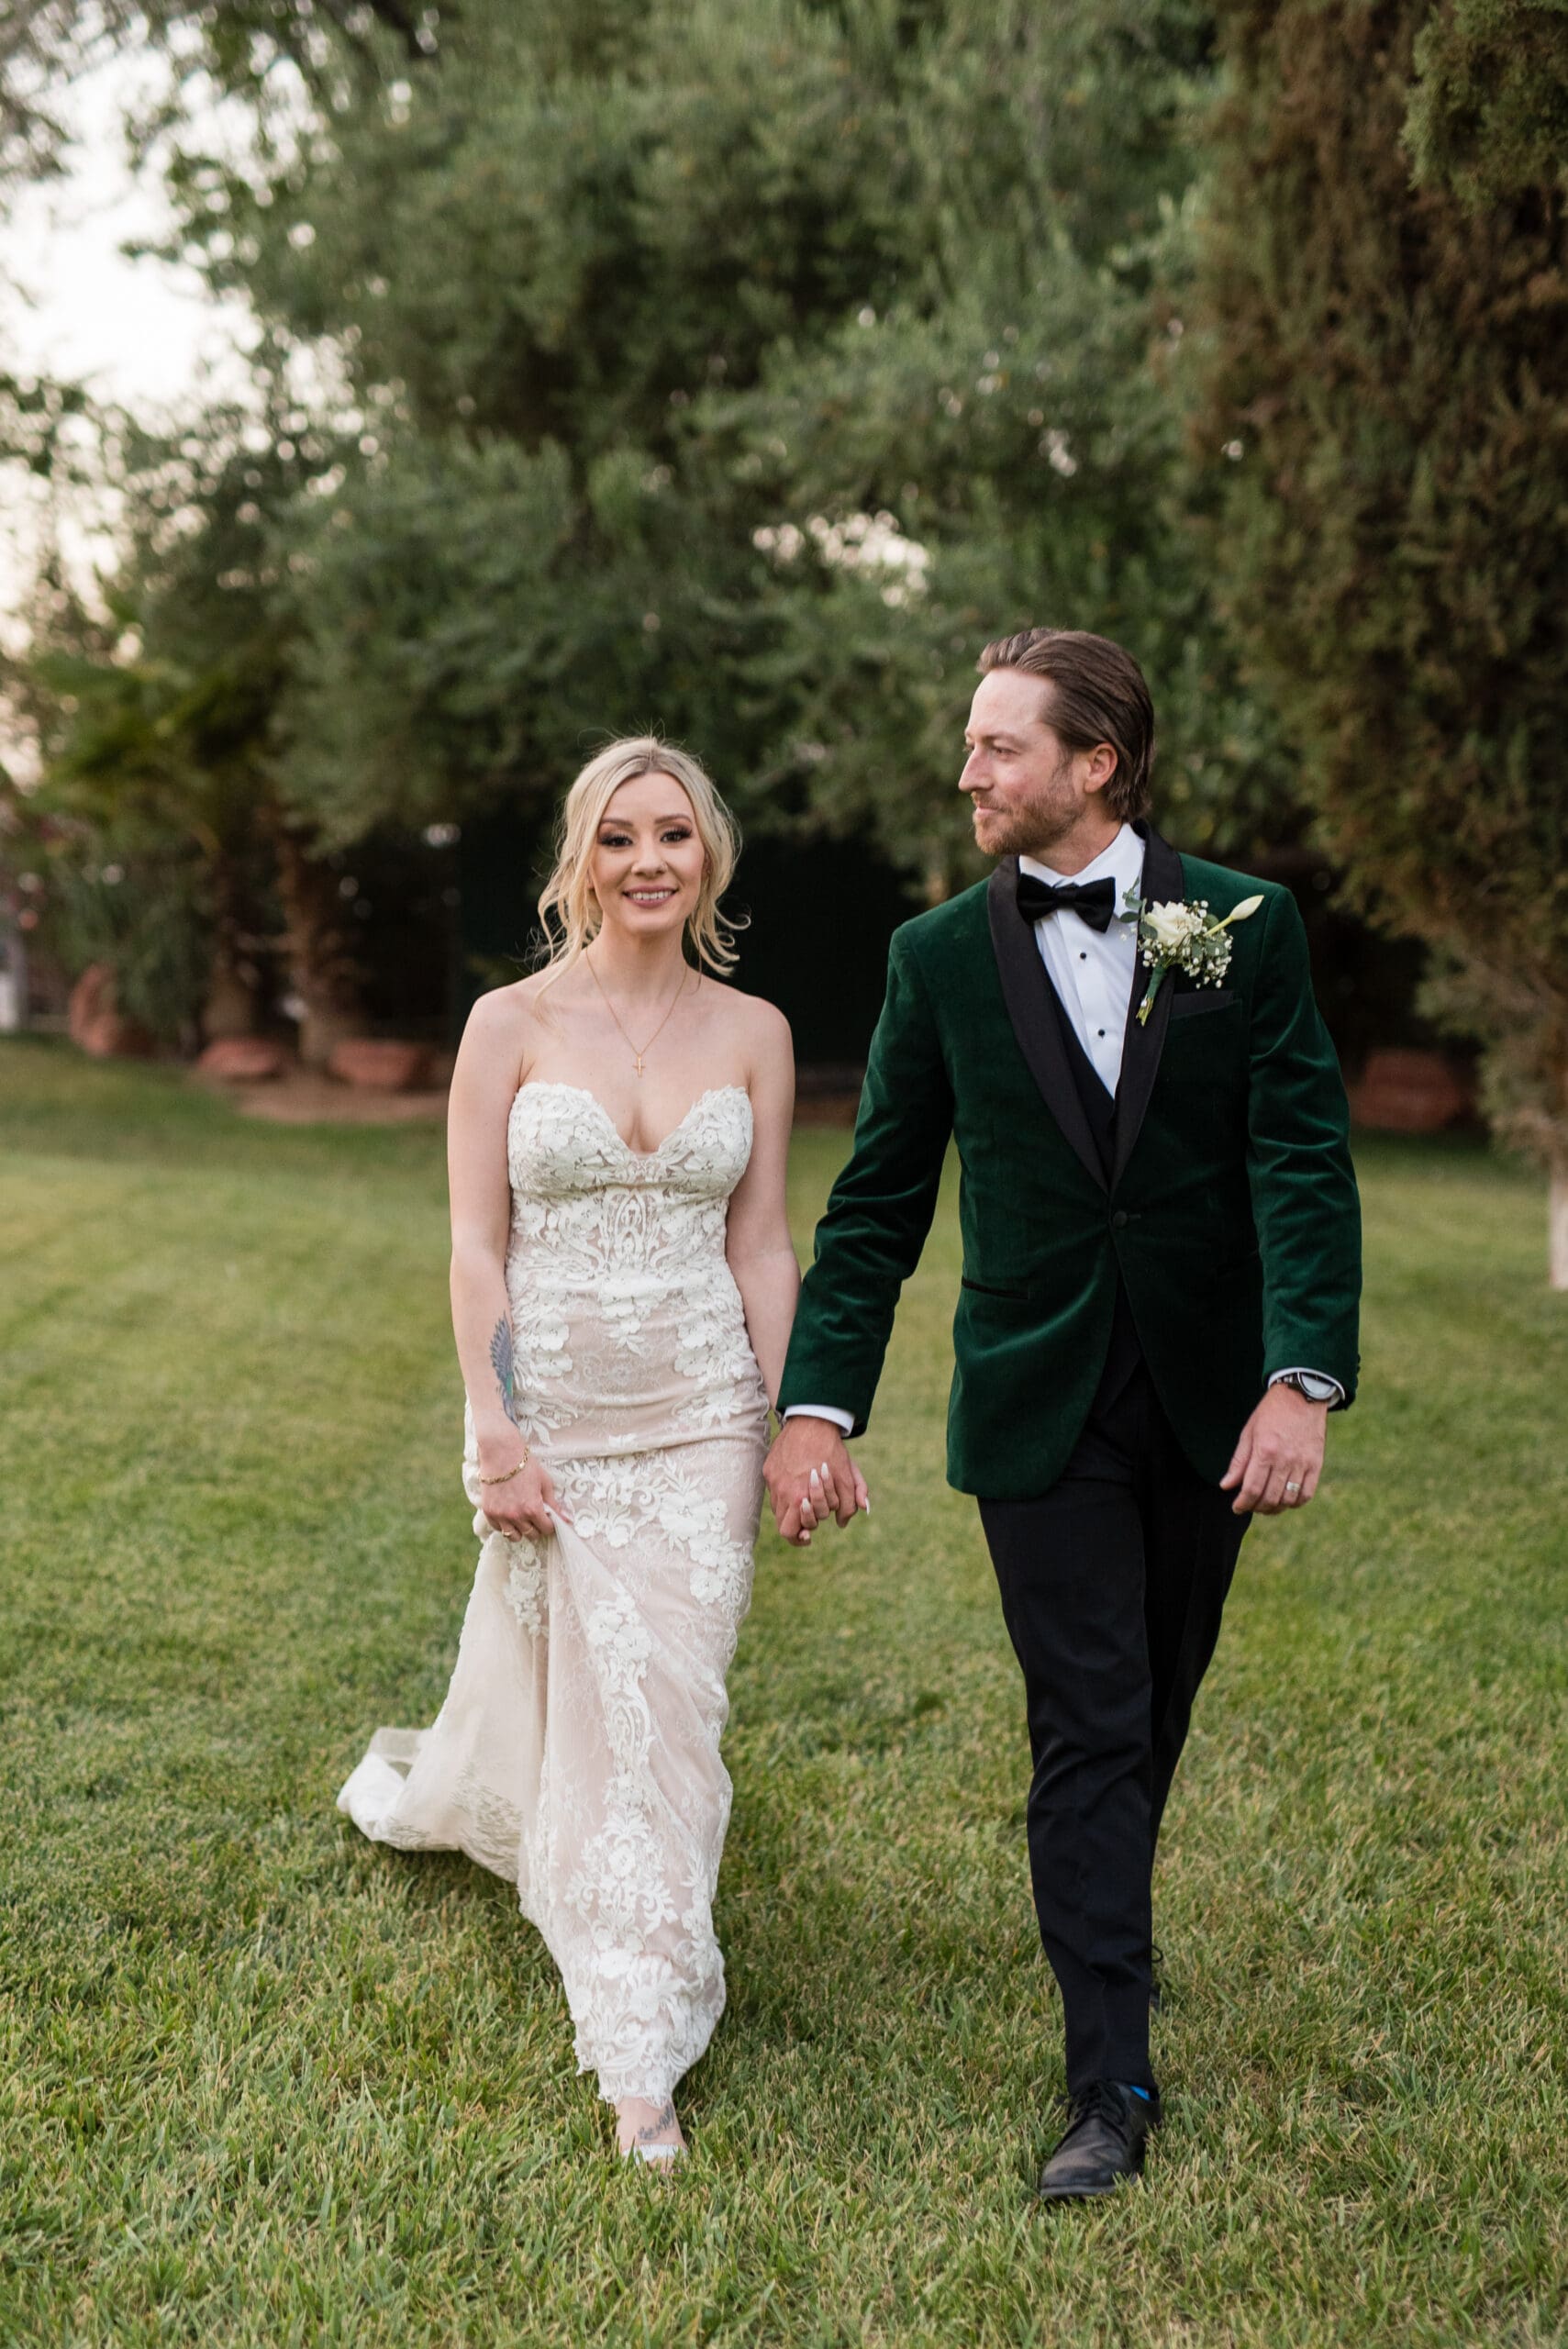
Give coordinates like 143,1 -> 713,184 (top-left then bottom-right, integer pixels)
585,955 -> 694,1076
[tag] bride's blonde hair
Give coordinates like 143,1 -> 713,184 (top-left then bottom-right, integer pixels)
536,736 -> 742,992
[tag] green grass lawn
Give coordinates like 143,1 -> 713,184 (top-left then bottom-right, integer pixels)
3,1036 -> 1566,2348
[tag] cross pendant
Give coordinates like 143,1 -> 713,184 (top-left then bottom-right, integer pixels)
634,1056 -> 643,1076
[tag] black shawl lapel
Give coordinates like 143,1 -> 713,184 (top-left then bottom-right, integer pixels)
1111,821 -> 1183,1188
985,859 -> 1107,1194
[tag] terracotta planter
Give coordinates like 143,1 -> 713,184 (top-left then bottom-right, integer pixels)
328,1038 -> 435,1093
69,967 -> 154,1058
1346,1049 -> 1474,1133
68,963 -> 115,1045
197,1037 -> 291,1081
77,1012 -> 155,1060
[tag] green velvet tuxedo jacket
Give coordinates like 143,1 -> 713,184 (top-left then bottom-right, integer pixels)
778,828 -> 1362,1499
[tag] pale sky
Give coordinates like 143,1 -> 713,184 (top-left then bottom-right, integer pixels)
4,50 -> 258,408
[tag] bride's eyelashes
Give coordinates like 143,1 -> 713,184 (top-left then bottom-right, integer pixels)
597,827 -> 694,850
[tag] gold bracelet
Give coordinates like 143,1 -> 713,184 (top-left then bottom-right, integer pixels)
479,1448 -> 530,1486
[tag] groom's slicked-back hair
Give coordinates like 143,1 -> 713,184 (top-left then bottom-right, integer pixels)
978,627 -> 1155,823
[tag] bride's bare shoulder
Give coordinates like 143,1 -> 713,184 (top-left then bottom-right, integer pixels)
710,980 -> 793,1071
458,975 -> 545,1078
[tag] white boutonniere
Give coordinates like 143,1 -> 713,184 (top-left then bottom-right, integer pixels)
1121,886 -> 1263,1026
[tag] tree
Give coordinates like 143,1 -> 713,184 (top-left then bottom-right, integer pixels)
702,0 -> 1291,893
1,0 -> 440,190
15,0 -> 1302,1046
14,412 -> 370,1062
1194,0 -> 1568,1282
160,0 -> 1289,889
182,0 -> 917,852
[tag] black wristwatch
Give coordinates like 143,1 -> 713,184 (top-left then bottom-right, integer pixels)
1273,1370 -> 1339,1405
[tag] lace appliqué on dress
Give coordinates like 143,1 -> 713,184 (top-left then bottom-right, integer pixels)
337,1081 -> 767,2109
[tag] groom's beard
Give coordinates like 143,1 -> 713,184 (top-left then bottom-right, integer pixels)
972,752 -> 1084,860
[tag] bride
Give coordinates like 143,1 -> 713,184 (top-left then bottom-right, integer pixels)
338,736 -> 862,2162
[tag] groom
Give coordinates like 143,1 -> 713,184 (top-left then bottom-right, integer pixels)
766,627 -> 1361,2200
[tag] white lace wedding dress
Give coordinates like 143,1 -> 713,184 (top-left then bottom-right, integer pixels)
338,1082 -> 769,2107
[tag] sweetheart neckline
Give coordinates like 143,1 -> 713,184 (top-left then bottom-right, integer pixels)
510,1080 -> 751,1163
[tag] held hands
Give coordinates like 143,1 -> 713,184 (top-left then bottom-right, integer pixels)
763,1416 -> 870,1549
1220,1383 -> 1329,1517
475,1424 -> 572,1542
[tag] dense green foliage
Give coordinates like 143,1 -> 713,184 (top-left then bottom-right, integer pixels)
1195,0 -> 1568,1196
17,3 -> 1289,933
203,0 -> 1274,883
1404,0 -> 1568,207
12,0 -> 1568,1155
3,1041 -> 1566,2344
5,413 -> 370,1051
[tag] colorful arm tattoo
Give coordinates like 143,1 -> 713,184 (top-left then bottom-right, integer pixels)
489,1316 -> 521,1429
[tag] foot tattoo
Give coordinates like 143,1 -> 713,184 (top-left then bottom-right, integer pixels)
617,2097 -> 684,2165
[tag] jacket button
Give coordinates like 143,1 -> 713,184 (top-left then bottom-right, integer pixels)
1110,1209 -> 1129,1231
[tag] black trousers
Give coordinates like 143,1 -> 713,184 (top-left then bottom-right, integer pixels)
979,1360 -> 1250,2098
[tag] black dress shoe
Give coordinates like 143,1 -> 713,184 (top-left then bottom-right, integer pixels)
1037,2080 -> 1158,2201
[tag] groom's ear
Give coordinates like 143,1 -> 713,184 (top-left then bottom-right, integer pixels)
1081,741 -> 1119,797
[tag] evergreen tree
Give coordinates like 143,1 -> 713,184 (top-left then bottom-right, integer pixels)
1195,0 -> 1568,1281
1404,0 -> 1568,208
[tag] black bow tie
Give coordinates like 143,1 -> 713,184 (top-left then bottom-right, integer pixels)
1016,871 -> 1118,935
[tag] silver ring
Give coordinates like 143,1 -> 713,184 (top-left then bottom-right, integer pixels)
1284,1480 -> 1301,1494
